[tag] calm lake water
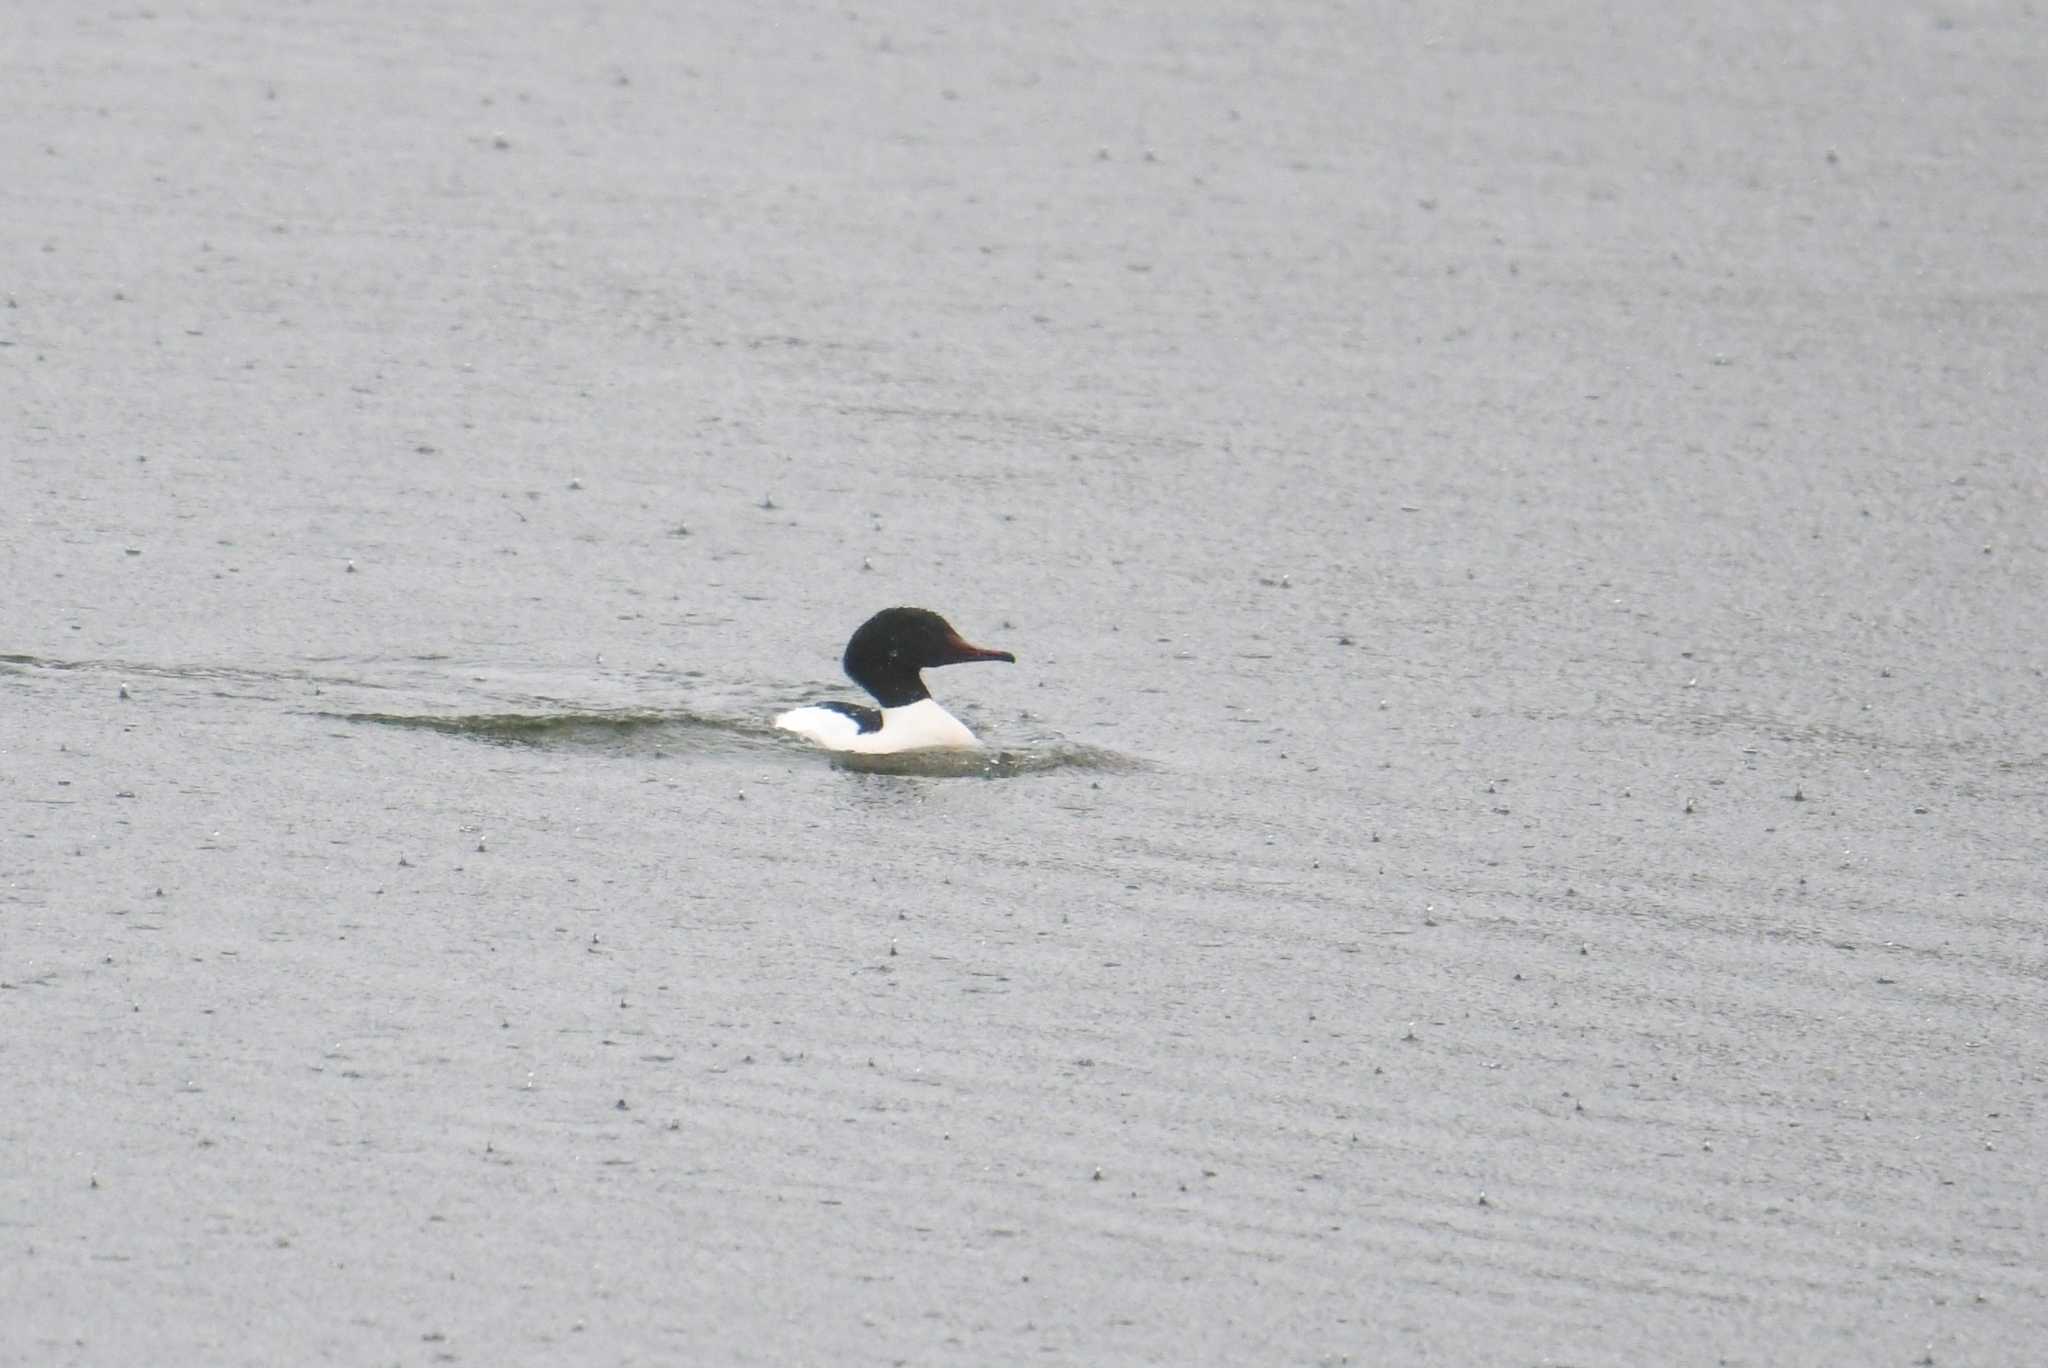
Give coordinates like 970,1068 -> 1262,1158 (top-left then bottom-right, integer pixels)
5,2 -> 2044,1364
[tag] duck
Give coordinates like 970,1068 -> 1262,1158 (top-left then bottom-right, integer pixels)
775,607 -> 1015,753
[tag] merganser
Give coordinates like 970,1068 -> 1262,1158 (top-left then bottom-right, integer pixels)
775,607 -> 1016,753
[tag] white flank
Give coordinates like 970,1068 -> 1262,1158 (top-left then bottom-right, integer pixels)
776,699 -> 981,754
774,705 -> 868,748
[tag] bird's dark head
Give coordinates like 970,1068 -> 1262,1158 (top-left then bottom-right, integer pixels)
842,607 -> 1015,707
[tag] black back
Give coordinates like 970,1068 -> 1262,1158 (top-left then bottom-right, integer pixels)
815,700 -> 884,734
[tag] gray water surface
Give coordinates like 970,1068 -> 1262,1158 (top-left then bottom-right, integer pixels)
5,3 -> 2045,1365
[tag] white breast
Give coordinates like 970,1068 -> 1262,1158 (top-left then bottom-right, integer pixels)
776,699 -> 982,754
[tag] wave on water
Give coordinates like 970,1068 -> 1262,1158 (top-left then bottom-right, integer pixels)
328,707 -> 755,752
333,708 -> 1139,776
830,742 -> 1141,778
6,651 -> 1141,777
